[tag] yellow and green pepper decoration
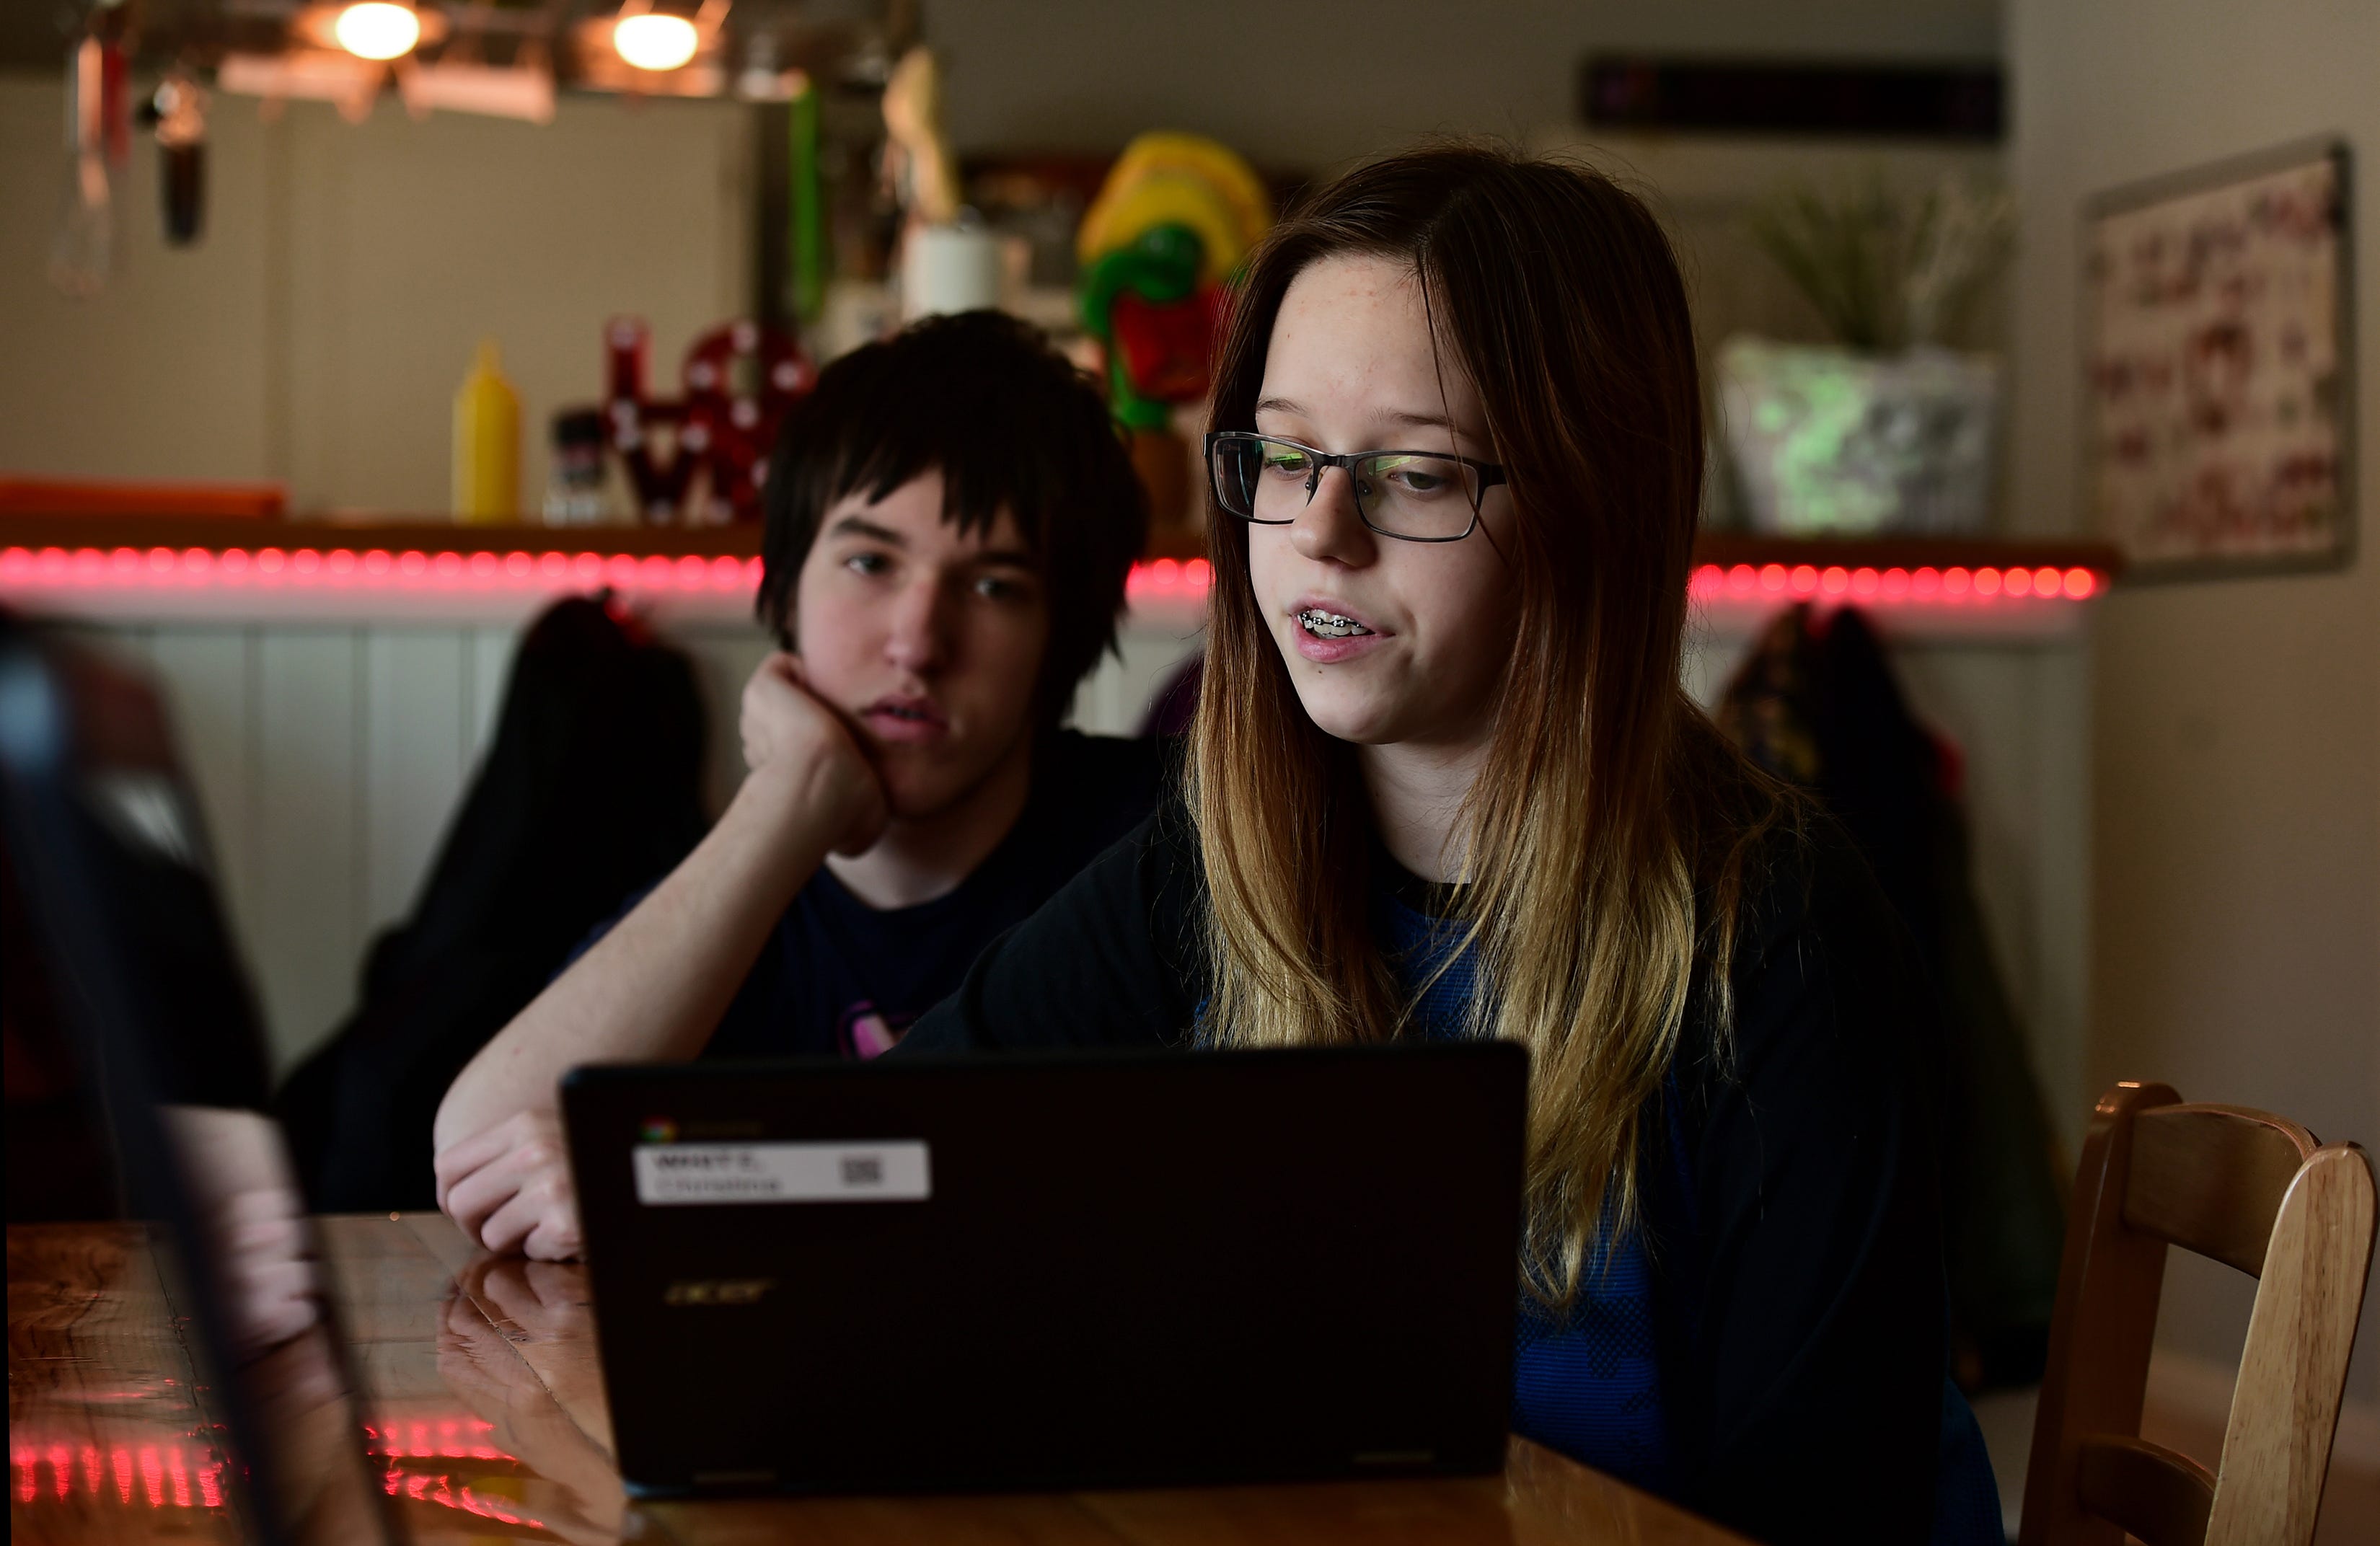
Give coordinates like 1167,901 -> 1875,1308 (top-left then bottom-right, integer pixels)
1077,133 -> 1273,430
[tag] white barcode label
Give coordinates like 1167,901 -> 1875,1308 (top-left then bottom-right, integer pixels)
633,1141 -> 931,1206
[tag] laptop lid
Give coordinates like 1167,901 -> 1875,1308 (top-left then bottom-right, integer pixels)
0,614 -> 401,1545
563,1042 -> 1527,1496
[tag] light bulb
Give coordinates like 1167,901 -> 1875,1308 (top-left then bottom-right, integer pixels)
613,13 -> 700,72
334,2 -> 423,61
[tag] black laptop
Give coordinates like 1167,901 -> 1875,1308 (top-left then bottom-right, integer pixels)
563,1041 -> 1527,1496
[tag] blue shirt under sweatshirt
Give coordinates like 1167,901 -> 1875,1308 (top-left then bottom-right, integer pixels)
1373,885 -> 1672,1493
1375,876 -> 2002,1545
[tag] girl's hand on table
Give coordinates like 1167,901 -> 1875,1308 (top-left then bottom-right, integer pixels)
433,1108 -> 583,1261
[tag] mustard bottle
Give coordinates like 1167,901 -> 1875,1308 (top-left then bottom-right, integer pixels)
453,339 -> 521,523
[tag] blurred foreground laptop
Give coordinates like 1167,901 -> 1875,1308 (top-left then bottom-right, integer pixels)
0,614 -> 402,1545
565,1038 -> 1528,1497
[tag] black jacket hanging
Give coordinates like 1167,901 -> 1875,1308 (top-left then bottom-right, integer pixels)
277,595 -> 709,1211
1716,603 -> 2068,1390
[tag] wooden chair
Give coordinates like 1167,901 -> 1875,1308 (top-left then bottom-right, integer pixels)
2019,1082 -> 2377,1546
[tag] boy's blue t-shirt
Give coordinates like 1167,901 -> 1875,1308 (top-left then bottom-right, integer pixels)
577,731 -> 1165,1061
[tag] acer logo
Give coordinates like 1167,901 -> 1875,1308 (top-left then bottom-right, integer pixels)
662,1278 -> 775,1306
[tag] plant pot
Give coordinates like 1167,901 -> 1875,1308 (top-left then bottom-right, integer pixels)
1716,337 -> 2002,536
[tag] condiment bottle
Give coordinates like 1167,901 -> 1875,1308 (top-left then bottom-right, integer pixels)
453,339 -> 520,523
543,407 -> 611,526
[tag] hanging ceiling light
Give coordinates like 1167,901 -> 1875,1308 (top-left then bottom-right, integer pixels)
612,3 -> 704,73
332,2 -> 424,61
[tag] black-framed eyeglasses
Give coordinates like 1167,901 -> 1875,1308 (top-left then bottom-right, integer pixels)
1204,432 -> 1507,543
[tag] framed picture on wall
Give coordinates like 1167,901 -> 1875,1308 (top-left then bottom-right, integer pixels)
2084,137 -> 2354,579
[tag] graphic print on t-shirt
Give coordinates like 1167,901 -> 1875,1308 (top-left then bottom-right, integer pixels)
838,1000 -> 915,1060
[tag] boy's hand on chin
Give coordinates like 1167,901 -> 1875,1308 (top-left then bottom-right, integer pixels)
739,652 -> 890,856
433,1108 -> 584,1261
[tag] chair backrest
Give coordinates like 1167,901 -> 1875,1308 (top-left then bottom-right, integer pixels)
2019,1082 -> 2377,1546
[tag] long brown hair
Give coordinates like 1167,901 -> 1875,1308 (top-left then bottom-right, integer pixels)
1192,143 -> 1790,1302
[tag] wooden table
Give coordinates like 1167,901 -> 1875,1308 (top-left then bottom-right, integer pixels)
10,1215 -> 1745,1545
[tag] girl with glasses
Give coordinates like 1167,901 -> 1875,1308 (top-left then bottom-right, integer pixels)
895,144 -> 1996,1545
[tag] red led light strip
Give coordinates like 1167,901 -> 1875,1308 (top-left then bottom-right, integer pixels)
0,544 -> 762,595
0,548 -> 2104,605
1691,561 -> 2101,602
1125,556 -> 1212,598
0,545 -> 1220,600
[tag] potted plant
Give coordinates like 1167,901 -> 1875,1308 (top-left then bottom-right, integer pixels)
1719,178 -> 2014,536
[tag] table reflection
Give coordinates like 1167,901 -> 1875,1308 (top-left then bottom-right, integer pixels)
429,1255 -> 629,1545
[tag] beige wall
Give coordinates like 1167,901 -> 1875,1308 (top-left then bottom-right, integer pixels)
1,78 -> 278,484
2008,0 -> 2380,1412
0,80 -> 752,516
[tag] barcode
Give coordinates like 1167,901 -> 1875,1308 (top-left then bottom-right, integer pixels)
840,1156 -> 883,1185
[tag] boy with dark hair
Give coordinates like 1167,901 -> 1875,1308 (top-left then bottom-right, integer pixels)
433,312 -> 1161,1258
